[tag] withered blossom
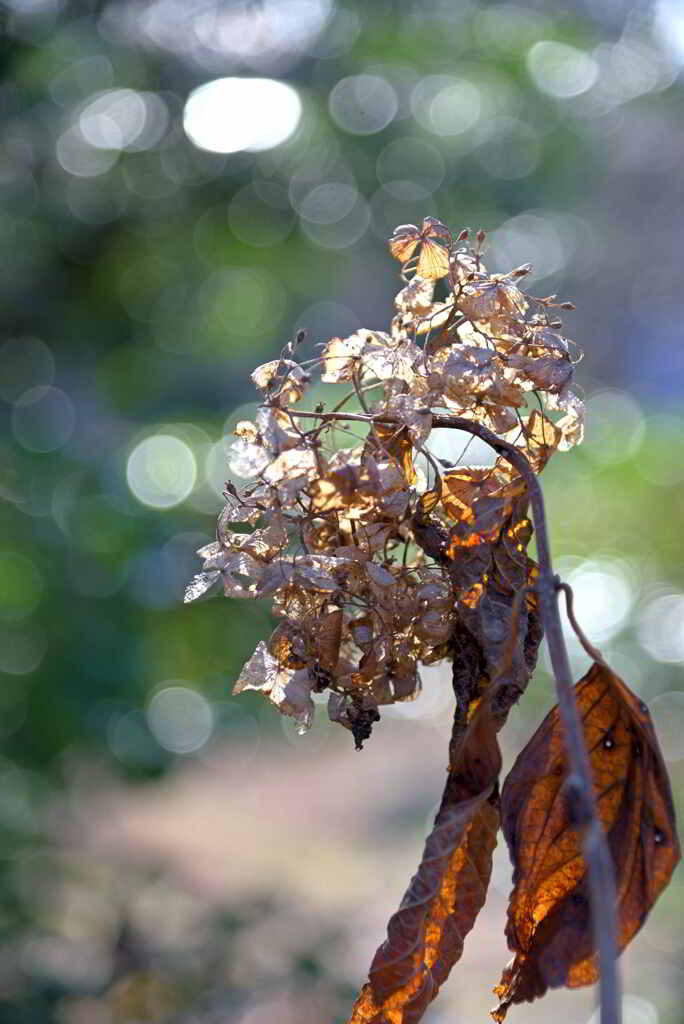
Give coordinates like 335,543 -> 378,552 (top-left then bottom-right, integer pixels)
186,218 -> 584,743
185,218 -> 679,1024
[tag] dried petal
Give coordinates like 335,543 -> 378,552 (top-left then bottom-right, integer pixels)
320,333 -> 366,382
385,393 -> 432,446
234,640 -> 314,729
183,571 -> 222,603
263,447 -> 318,485
251,359 -> 310,403
228,438 -> 269,478
506,353 -> 573,393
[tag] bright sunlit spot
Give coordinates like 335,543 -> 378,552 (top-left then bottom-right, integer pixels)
183,77 -> 302,154
126,434 -> 197,508
79,89 -> 147,150
654,0 -> 684,65
564,560 -> 635,643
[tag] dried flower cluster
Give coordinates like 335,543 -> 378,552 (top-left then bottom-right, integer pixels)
186,217 -> 582,748
185,217 -> 679,1024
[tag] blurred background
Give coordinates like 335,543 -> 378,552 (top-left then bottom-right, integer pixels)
2,0 -> 684,1021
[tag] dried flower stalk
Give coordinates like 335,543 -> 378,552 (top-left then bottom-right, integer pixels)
185,218 -> 679,1024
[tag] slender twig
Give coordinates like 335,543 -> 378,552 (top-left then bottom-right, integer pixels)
447,420 -> 621,1024
352,367 -> 371,414
283,403 -> 621,1024
557,580 -> 607,667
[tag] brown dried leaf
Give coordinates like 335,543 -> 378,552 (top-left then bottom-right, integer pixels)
363,335 -> 418,385
263,447 -> 318,485
459,277 -> 527,324
384,394 -> 432,446
509,410 -> 562,473
348,702 -> 502,1024
506,353 -> 573,394
394,276 -> 435,314
492,663 -> 681,1021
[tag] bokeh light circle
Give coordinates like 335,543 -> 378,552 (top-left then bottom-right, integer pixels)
637,592 -> 684,663
56,128 -> 119,177
376,137 -> 445,200
329,74 -> 398,135
147,685 -> 214,754
183,77 -> 302,154
126,434 -> 197,508
527,41 -> 599,99
297,182 -> 359,224
430,79 -> 481,135
78,89 -> 148,150
299,196 -> 370,249
583,389 -> 645,465
564,560 -> 634,643
411,75 -> 481,136
490,211 -> 568,283
11,386 -> 76,453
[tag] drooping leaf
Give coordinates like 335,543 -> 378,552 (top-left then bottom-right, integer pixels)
348,578 -> 543,1024
492,662 -> 681,1022
347,701 -> 501,1024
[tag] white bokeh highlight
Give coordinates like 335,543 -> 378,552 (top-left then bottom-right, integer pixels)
127,434 -> 197,508
564,560 -> 635,643
183,77 -> 302,154
527,41 -> 599,98
147,685 -> 214,754
637,593 -> 684,663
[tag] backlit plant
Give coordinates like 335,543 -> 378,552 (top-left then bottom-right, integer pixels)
186,218 -> 679,1024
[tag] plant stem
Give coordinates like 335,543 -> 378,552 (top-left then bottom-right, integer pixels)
285,405 -> 622,1024
437,417 -> 621,1024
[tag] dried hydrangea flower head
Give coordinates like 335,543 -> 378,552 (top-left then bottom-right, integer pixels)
186,218 -> 584,749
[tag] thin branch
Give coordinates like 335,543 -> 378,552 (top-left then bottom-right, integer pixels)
283,403 -> 621,1024
432,416 -> 622,1024
556,580 -> 607,666
352,367 -> 371,414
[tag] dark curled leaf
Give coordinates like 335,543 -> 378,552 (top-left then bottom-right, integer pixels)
492,662 -> 681,1022
347,702 -> 502,1023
